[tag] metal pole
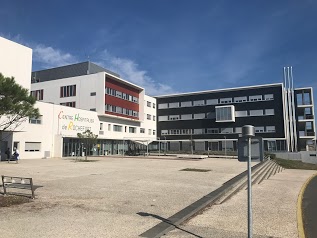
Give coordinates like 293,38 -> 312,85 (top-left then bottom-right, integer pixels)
164,136 -> 166,155
248,136 -> 252,238
146,141 -> 149,157
224,136 -> 227,157
158,138 -> 160,156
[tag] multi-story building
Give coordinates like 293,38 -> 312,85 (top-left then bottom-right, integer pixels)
155,83 -> 316,152
30,62 -> 157,156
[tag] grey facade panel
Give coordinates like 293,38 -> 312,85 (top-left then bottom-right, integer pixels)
31,61 -> 119,83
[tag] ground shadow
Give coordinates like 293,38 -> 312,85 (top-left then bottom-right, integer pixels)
137,212 -> 203,238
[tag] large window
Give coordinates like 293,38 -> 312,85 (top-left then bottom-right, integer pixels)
169,102 -> 179,108
113,125 -> 122,132
60,85 -> 76,98
158,116 -> 168,121
140,128 -> 145,133
181,101 -> 192,107
105,104 -> 139,118
147,101 -> 151,107
181,114 -> 192,120
234,96 -> 247,103
31,89 -> 44,100
29,116 -> 42,124
129,127 -> 136,133
194,113 -> 205,119
250,110 -> 263,116
265,109 -> 274,115
215,105 -> 235,122
25,142 -> 41,152
105,87 -> 139,104
193,100 -> 204,106
206,99 -> 218,105
158,103 -> 168,109
60,102 -> 76,108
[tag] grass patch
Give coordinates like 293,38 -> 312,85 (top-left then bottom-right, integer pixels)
180,168 -> 211,172
0,195 -> 31,207
273,157 -> 317,170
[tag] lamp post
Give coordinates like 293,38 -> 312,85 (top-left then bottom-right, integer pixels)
164,136 -> 166,155
158,137 -> 160,156
224,135 -> 227,157
242,125 -> 255,238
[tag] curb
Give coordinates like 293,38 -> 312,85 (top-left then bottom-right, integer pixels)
297,173 -> 317,238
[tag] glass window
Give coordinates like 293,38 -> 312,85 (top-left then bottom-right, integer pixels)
193,100 -> 204,106
147,114 -> 151,120
129,127 -> 136,133
140,128 -> 145,133
153,130 -> 156,135
113,125 -> 122,132
158,103 -> 168,109
147,101 -> 151,107
206,128 -> 219,134
235,111 -> 248,117
108,124 -> 111,131
255,126 -> 265,133
158,116 -> 168,121
235,127 -> 242,133
215,106 -> 235,122
90,92 -> 96,96
249,95 -> 262,101
193,113 -> 206,119
148,129 -> 151,135
193,129 -> 204,134
169,115 -> 180,120
234,96 -> 247,103
221,128 -> 233,133
153,103 -> 156,108
250,110 -> 264,116
181,114 -> 192,120
153,116 -> 156,121
169,102 -> 179,108
206,99 -> 218,105
161,130 -> 168,135
264,94 -> 274,100
265,109 -> 274,115
220,98 -> 232,104
266,126 -> 276,132
29,116 -> 42,124
181,101 -> 192,107
100,123 -> 103,130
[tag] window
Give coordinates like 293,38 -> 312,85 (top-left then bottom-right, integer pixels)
129,127 -> 136,133
206,99 -> 218,105
31,90 -> 44,100
113,125 -> 122,132
148,129 -> 152,135
193,129 -> 204,134
181,114 -> 192,120
90,92 -> 96,96
158,116 -> 168,121
194,113 -> 205,119
153,130 -> 156,135
221,128 -> 233,134
153,103 -> 156,109
169,115 -> 180,120
206,128 -> 219,134
255,127 -> 265,133
215,105 -> 235,122
235,127 -> 242,133
153,116 -> 156,121
250,110 -> 264,116
161,130 -> 168,135
264,94 -> 274,100
181,101 -> 192,107
100,123 -> 103,130
108,124 -> 111,131
140,128 -> 145,133
147,101 -> 151,107
90,108 -> 96,111
60,102 -> 76,108
25,142 -> 41,152
169,102 -> 179,108
220,98 -> 232,104
265,109 -> 274,115
158,103 -> 168,109
234,96 -> 247,103
29,116 -> 42,124
249,95 -> 262,101
60,85 -> 76,98
147,114 -> 151,120
193,100 -> 204,106
235,111 -> 248,117
266,126 -> 276,132
132,96 -> 139,103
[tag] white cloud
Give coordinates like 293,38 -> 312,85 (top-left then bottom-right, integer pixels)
96,50 -> 177,96
33,45 -> 77,68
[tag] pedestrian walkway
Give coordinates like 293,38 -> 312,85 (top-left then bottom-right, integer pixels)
165,169 -> 316,238
302,173 -> 317,238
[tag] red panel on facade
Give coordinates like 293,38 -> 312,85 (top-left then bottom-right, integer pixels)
105,95 -> 139,111
105,76 -> 140,97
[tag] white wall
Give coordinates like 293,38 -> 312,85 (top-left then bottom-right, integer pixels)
0,37 -> 32,90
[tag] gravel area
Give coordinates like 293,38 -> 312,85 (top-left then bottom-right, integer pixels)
0,157 -> 248,238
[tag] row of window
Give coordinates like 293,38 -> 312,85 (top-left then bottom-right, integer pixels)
147,114 -> 156,121
106,87 -> 139,104
161,126 -> 276,135
158,94 -> 274,109
105,104 -> 139,118
100,123 -> 156,135
31,89 -> 44,100
60,101 -> 76,108
158,109 -> 275,121
146,101 -> 156,108
60,85 -> 76,98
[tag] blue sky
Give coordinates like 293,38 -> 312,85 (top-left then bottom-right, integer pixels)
1,0 -> 317,97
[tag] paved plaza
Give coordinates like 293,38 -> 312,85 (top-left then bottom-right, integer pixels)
0,157 -> 247,238
0,157 -> 315,238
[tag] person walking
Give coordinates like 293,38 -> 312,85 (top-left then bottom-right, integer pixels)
5,148 -> 11,163
13,147 -> 20,163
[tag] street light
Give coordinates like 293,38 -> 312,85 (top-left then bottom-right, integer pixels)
224,135 -> 227,157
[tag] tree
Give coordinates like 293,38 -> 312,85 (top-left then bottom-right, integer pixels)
77,130 -> 98,160
0,73 -> 40,155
